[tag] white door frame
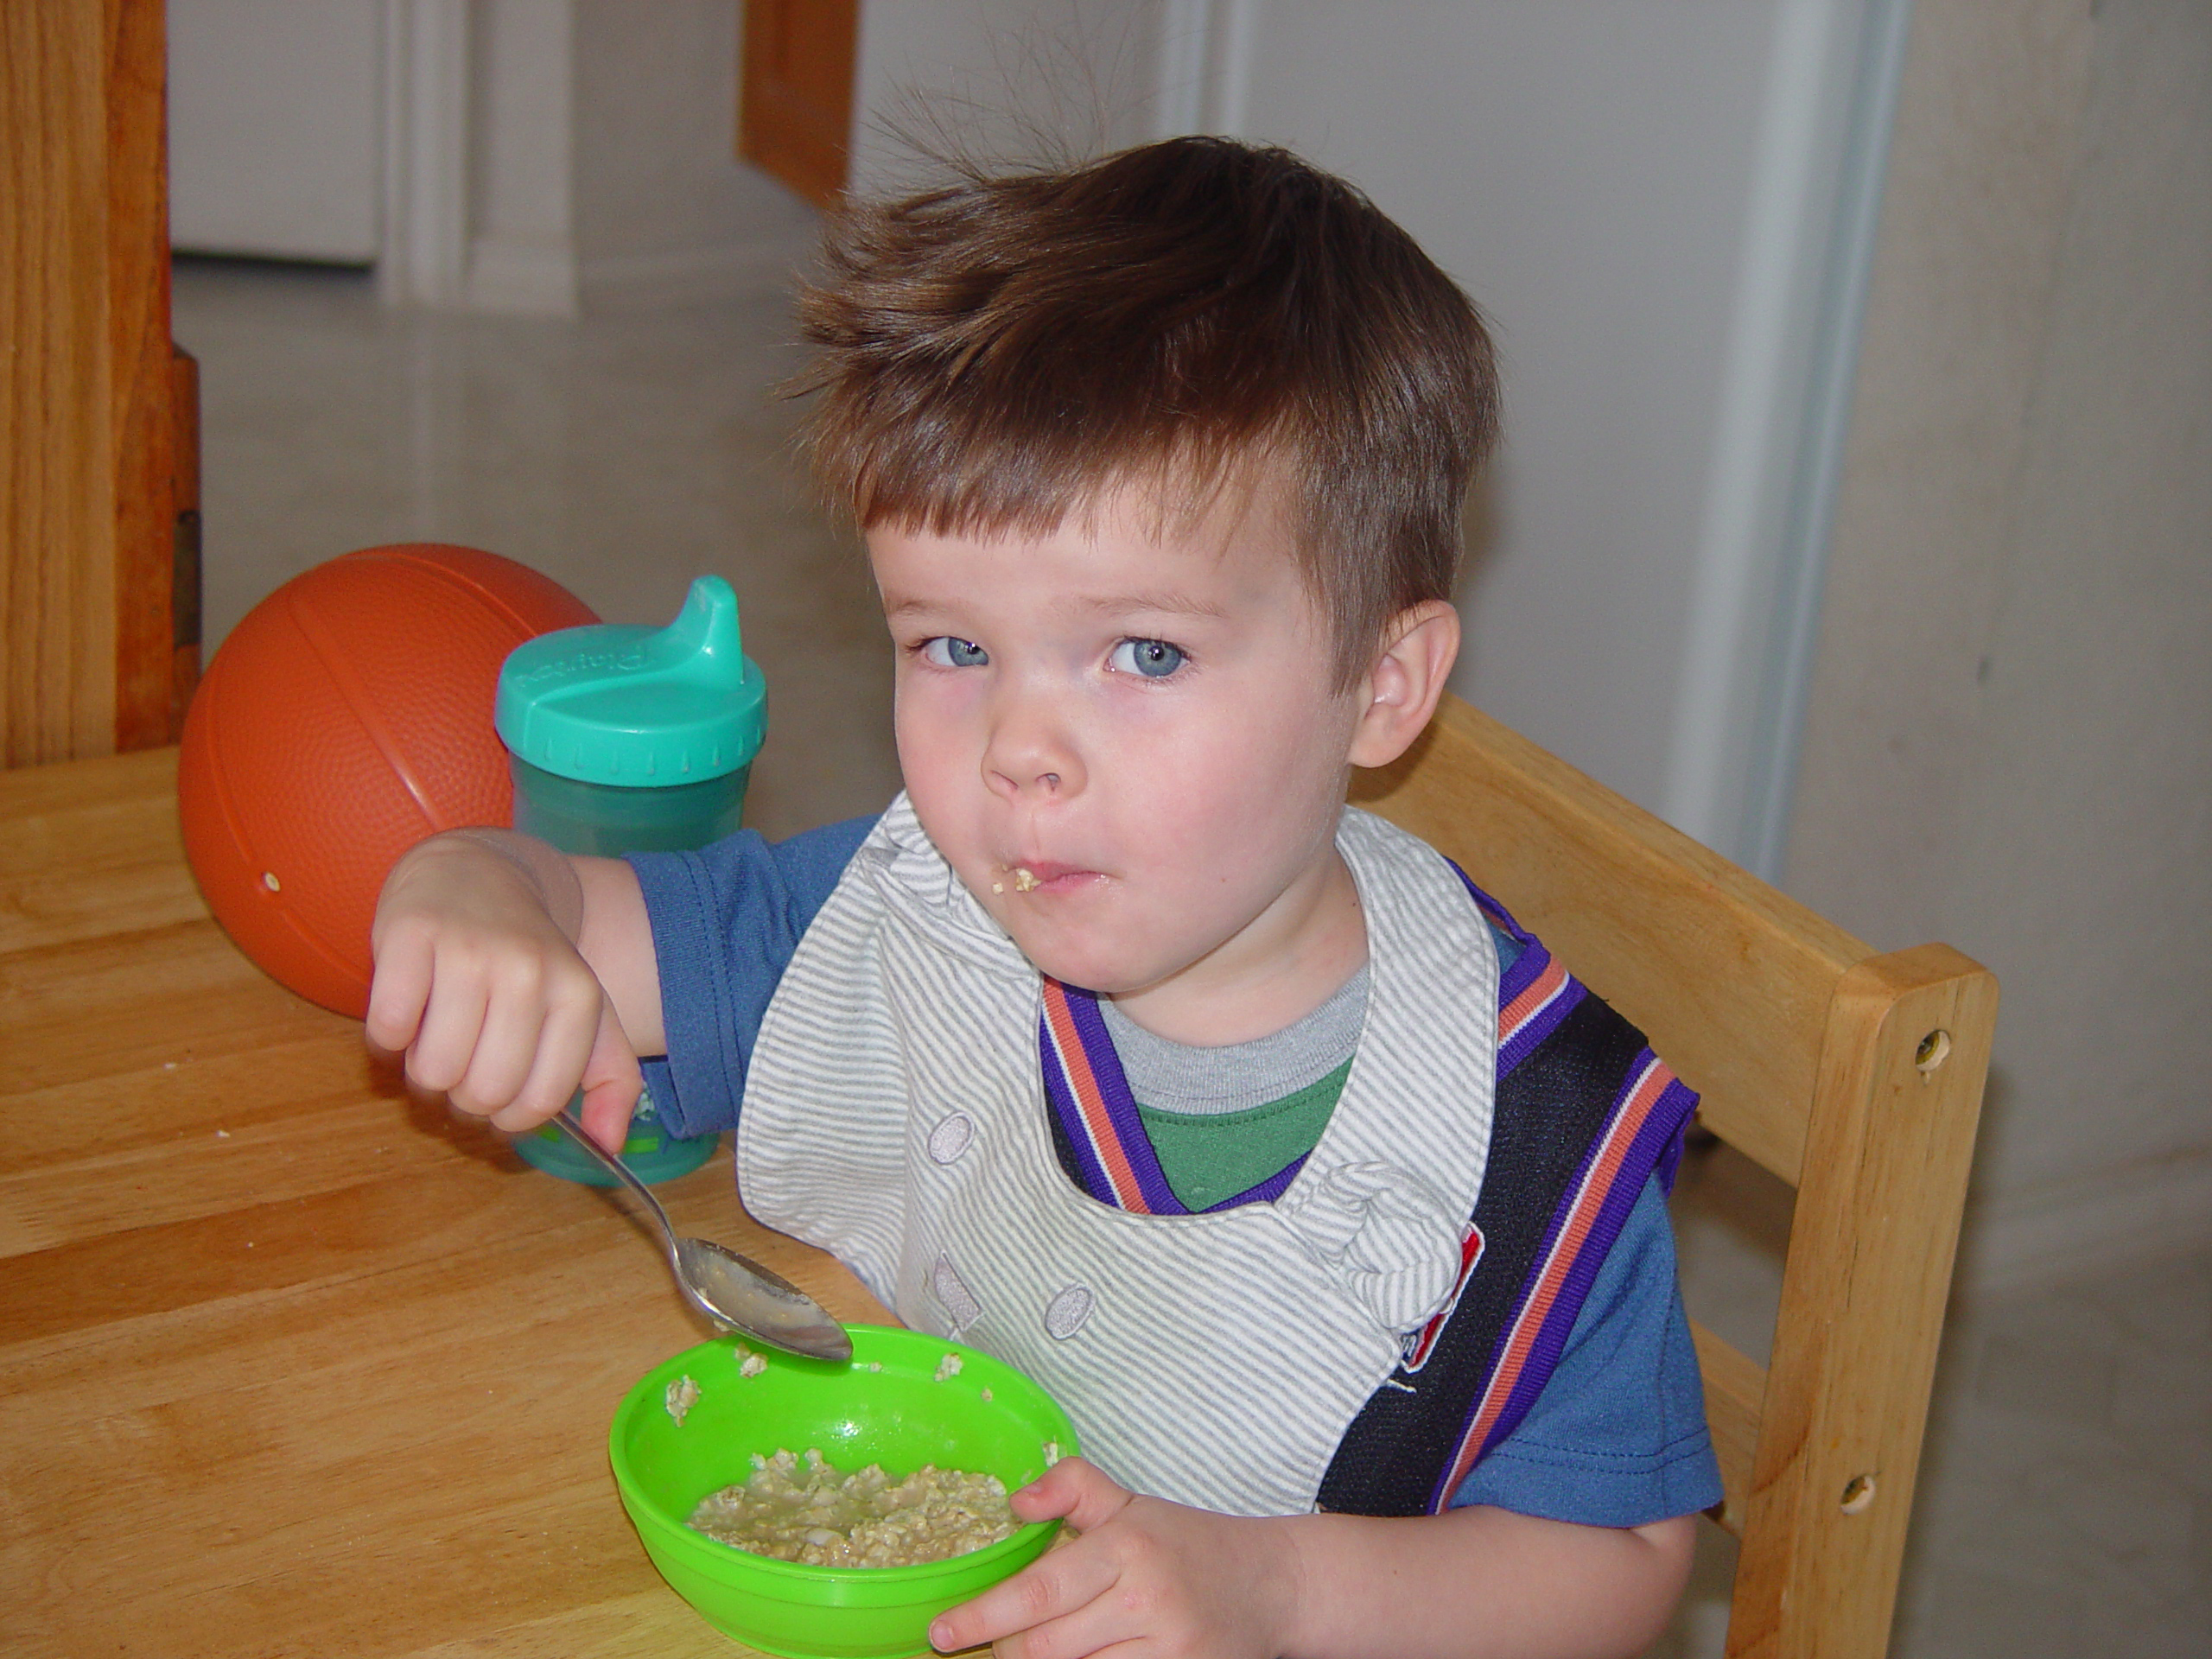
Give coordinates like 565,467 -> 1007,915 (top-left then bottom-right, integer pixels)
378,0 -> 472,306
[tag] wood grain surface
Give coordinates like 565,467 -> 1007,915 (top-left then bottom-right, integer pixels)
1726,946 -> 1996,1659
2,0 -> 113,763
105,0 -> 181,753
0,0 -> 181,766
739,0 -> 857,207
0,749 -> 893,1659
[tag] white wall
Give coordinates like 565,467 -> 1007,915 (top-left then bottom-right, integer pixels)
1236,3 -> 1893,854
463,0 -> 577,312
1232,3 -> 1772,823
850,0 -> 1163,194
453,0 -> 816,315
1787,0 -> 2212,1287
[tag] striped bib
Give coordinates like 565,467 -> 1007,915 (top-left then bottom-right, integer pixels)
735,795 -> 1694,1516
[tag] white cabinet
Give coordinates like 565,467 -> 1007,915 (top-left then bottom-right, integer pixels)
168,0 -> 383,262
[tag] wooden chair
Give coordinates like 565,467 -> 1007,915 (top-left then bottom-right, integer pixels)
1352,694 -> 1996,1659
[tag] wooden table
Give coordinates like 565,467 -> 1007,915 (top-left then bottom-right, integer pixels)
0,749 -> 893,1658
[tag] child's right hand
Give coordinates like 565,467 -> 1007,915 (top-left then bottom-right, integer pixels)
366,830 -> 644,1149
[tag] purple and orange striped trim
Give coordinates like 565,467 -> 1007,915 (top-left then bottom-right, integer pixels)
1039,979 -> 1312,1217
1039,978 -> 1172,1213
1449,863 -> 1586,1073
1429,1049 -> 1699,1510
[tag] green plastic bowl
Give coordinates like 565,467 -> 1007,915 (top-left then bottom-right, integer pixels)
610,1325 -> 1078,1658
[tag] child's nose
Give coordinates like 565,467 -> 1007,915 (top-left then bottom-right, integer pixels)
982,696 -> 1084,802
987,753 -> 1082,800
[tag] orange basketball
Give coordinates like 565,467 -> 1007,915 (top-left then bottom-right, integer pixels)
178,544 -> 599,1018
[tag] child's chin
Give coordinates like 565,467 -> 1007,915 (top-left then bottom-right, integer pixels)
1012,935 -> 1153,997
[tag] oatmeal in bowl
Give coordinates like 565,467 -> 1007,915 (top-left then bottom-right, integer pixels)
689,1446 -> 1018,1567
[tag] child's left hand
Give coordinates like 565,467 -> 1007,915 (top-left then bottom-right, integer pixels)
929,1457 -> 1300,1659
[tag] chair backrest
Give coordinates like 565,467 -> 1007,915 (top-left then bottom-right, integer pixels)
1351,695 -> 1995,1659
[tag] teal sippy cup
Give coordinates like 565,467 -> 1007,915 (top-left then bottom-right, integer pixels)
494,575 -> 766,1185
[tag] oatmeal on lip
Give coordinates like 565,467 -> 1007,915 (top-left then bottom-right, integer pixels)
995,861 -> 1085,895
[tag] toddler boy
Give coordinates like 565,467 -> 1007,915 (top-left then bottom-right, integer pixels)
371,137 -> 1719,1657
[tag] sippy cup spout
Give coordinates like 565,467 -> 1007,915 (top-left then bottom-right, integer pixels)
650,575 -> 746,680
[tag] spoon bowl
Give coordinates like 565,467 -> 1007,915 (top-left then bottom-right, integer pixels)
550,1112 -> 851,1362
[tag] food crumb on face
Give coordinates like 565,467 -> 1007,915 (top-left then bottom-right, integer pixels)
992,881 -> 1004,893
665,1375 -> 701,1425
1011,867 -> 1040,892
933,1352 -> 963,1382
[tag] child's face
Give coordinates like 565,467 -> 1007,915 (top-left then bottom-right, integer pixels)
869,483 -> 1369,1008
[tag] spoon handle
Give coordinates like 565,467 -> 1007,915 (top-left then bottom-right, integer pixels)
547,1110 -> 683,1264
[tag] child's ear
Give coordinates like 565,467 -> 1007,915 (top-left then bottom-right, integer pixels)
1348,601 -> 1460,769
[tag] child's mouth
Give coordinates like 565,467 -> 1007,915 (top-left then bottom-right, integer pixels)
992,861 -> 1090,894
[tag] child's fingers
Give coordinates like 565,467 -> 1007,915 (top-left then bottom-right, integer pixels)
929,1531 -> 1127,1657
405,958 -> 493,1102
485,973 -> 604,1133
484,1008 -> 593,1141
1012,1458 -> 1133,1532
451,979 -> 559,1122
363,921 -> 435,1055
931,1464 -> 1137,1655
575,1002 -> 645,1153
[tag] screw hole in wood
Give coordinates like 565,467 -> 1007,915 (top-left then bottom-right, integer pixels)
1914,1028 -> 1951,1075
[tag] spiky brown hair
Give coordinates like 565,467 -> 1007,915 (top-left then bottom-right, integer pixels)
791,136 -> 1499,686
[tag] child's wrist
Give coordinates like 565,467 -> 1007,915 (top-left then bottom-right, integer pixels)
1276,1510 -> 1345,1656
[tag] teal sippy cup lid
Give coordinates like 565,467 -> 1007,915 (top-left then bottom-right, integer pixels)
495,575 -> 766,786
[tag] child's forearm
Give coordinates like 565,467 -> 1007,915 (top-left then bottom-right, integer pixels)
938,1456 -> 1692,1659
1280,1503 -> 1695,1659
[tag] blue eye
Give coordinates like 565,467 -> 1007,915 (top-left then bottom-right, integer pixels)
922,637 -> 989,667
1109,639 -> 1186,678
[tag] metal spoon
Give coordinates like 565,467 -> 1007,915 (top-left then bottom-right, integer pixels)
549,1112 -> 852,1362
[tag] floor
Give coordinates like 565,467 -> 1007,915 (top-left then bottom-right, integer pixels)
174,255 -> 2211,1659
